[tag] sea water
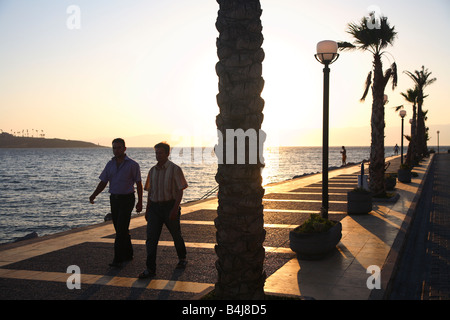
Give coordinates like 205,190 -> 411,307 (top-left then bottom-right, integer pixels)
0,146 -> 407,244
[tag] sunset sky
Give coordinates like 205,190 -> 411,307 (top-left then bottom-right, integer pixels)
1,0 -> 449,147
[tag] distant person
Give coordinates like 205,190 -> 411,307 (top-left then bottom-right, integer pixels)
89,138 -> 143,268
394,144 -> 399,155
341,146 -> 347,166
139,142 -> 188,279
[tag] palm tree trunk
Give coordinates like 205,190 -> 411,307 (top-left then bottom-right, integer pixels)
369,54 -> 386,196
214,0 -> 266,300
411,103 -> 417,141
416,95 -> 427,157
405,104 -> 417,166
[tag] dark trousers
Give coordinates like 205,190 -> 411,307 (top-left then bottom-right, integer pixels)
146,200 -> 186,271
110,193 -> 135,262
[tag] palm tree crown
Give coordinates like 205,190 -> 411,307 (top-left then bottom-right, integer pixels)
346,16 -> 397,55
400,88 -> 419,106
404,66 -> 436,95
403,66 -> 436,157
341,16 -> 398,101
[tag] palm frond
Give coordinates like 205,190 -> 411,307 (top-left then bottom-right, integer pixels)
404,66 -> 437,89
346,18 -> 375,53
400,88 -> 419,104
361,71 -> 372,101
393,105 -> 403,112
400,92 -> 408,101
337,41 -> 355,51
382,61 -> 397,91
404,70 -> 419,86
420,66 -> 437,87
390,62 -> 397,90
345,16 -> 397,54
378,17 -> 397,50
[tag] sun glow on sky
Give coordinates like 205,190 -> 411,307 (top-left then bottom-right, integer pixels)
1,0 -> 449,147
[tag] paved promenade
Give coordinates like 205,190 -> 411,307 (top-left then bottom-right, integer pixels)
389,153 -> 450,300
422,153 -> 450,299
0,154 -> 438,300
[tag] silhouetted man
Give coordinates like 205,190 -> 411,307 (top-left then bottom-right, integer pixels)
90,138 -> 143,267
139,142 -> 188,278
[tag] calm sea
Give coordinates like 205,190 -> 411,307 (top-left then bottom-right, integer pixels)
0,146 -> 409,244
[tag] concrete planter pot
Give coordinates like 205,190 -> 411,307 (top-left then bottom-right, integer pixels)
347,190 -> 372,214
289,221 -> 342,260
397,168 -> 411,183
385,175 -> 396,191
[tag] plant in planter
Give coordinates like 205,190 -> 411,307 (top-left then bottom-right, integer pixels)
397,163 -> 412,183
347,187 -> 372,215
289,214 -> 342,260
384,173 -> 396,190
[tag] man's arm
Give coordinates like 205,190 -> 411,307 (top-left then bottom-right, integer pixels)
89,180 -> 108,204
136,181 -> 143,213
145,192 -> 151,221
169,188 -> 183,220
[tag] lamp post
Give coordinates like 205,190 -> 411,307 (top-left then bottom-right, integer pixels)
437,130 -> 440,153
315,40 -> 339,220
399,109 -> 406,164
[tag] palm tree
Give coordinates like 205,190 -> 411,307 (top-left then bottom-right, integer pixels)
398,88 -> 419,166
341,16 -> 398,196
404,66 -> 436,158
214,0 -> 266,299
422,109 -> 430,144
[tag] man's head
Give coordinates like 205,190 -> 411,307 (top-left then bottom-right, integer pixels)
154,141 -> 170,164
112,138 -> 126,158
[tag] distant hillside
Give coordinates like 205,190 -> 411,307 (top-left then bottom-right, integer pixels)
0,132 -> 104,148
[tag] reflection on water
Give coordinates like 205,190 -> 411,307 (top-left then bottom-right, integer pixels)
0,146 -> 402,243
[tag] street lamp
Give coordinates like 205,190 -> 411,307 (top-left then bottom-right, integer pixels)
437,130 -> 440,153
315,40 -> 339,220
399,109 -> 407,164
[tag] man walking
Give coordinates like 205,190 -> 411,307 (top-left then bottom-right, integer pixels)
139,142 -> 188,278
90,138 -> 143,268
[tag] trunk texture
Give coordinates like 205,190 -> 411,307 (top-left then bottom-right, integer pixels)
369,54 -> 386,196
416,95 -> 427,157
405,104 -> 417,166
214,0 -> 266,300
